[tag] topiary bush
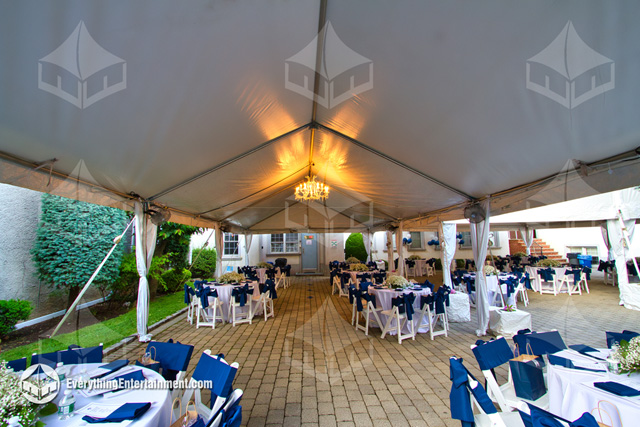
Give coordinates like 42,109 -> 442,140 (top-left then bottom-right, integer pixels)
190,248 -> 217,279
455,259 -> 465,269
345,233 -> 368,262
0,299 -> 32,337
159,268 -> 192,294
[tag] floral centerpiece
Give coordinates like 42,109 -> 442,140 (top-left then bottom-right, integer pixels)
483,265 -> 498,276
345,256 -> 361,264
0,362 -> 41,426
217,272 -> 245,284
536,259 -> 561,267
350,263 -> 369,272
610,336 -> 640,374
256,262 -> 271,269
386,275 -> 409,289
408,254 -> 421,260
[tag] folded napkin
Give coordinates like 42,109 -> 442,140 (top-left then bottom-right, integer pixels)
91,359 -> 129,379
593,381 -> 640,397
82,402 -> 151,423
547,355 -> 605,373
569,344 -> 605,361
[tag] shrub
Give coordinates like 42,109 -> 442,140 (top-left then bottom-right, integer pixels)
160,268 -> 192,294
190,248 -> 217,279
434,259 -> 442,270
110,253 -> 168,304
344,233 -> 368,262
0,300 -> 32,337
455,259 -> 465,269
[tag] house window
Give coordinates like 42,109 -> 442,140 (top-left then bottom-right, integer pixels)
408,232 -> 423,250
270,233 -> 299,254
567,246 -> 598,256
223,233 -> 239,257
460,231 -> 501,249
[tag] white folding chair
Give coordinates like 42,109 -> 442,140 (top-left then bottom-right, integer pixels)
228,287 -> 252,327
559,271 -> 582,296
208,389 -> 243,427
416,294 -> 448,340
354,292 -> 383,336
514,281 -> 529,307
251,280 -> 275,322
380,295 -> 416,344
181,352 -> 239,421
426,264 -> 435,277
196,292 -> 225,329
332,274 -> 341,295
537,270 -> 559,295
578,270 -> 590,294
470,337 -> 549,412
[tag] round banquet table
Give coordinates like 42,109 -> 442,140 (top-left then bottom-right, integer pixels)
547,349 -> 640,427
206,282 -> 260,322
369,287 -> 432,335
40,363 -> 171,427
464,274 -> 517,307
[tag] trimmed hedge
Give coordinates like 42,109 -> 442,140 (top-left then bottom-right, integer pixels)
190,248 -> 217,279
0,299 -> 32,337
345,233 -> 368,262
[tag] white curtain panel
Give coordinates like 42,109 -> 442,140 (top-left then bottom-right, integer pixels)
601,224 -> 613,261
607,217 -> 639,310
245,233 -> 253,265
440,222 -> 457,288
386,230 -> 394,272
395,222 -> 405,277
135,201 -> 157,342
215,225 -> 223,278
519,226 -> 534,255
362,230 -> 372,262
470,199 -> 491,336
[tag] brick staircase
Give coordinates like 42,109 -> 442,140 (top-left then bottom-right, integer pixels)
509,238 -> 566,262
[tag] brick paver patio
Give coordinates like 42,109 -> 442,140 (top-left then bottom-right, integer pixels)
106,273 -> 639,426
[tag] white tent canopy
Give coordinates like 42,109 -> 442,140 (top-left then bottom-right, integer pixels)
1,1 -> 639,235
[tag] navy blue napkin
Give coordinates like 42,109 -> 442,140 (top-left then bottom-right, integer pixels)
547,355 -> 605,373
593,381 -> 640,397
568,344 -> 605,361
82,402 -> 151,423
91,360 -> 129,379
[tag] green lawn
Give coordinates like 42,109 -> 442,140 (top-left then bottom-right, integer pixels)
1,291 -> 186,363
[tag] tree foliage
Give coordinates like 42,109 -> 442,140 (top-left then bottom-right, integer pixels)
31,194 -> 128,304
190,247 -> 217,279
344,233 -> 368,262
156,222 -> 201,270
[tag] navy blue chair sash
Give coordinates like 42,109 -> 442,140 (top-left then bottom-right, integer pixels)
260,279 -> 277,299
538,268 -> 555,281
565,269 -> 582,282
231,284 -> 249,306
472,337 -> 514,371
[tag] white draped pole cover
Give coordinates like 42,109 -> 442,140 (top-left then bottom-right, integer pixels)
386,230 -> 394,273
395,222 -> 405,277
470,199 -> 491,336
607,217 -> 638,310
215,225 -> 223,278
601,224 -> 613,261
519,226 -> 534,255
362,230 -> 372,263
244,233 -> 253,265
135,202 -> 157,342
440,222 -> 457,289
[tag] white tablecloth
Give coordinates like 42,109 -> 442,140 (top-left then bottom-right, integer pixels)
207,283 -> 260,321
547,349 -> 640,427
448,292 -> 471,322
375,260 -> 386,270
464,274 -> 517,307
41,364 -> 171,427
488,306 -> 531,338
413,259 -> 427,276
370,287 -> 432,335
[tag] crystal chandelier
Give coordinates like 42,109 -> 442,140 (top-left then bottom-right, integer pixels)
294,175 -> 329,201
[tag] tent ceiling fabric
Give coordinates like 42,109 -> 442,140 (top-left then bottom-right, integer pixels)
1,1 -> 639,233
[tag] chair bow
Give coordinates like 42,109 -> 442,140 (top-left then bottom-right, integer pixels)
435,286 -> 450,314
359,281 -> 372,293
462,276 -> 475,293
362,292 -> 376,309
348,285 -> 357,304
260,279 -> 277,299
359,273 -> 371,281
538,267 -> 555,282
341,272 -> 351,286
565,269 -> 582,283
421,294 -> 435,311
184,284 -> 195,304
499,278 -> 516,297
197,287 -> 218,309
422,280 -> 435,291
392,292 -> 415,320
581,266 -> 591,280
598,260 -> 613,272
465,259 -> 475,270
373,272 -> 386,283
426,258 -> 436,267
231,285 -> 249,307
518,272 -> 532,289
405,259 -> 416,268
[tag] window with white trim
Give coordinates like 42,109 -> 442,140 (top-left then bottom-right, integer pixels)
408,232 -> 423,250
223,233 -> 239,256
270,233 -> 299,254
